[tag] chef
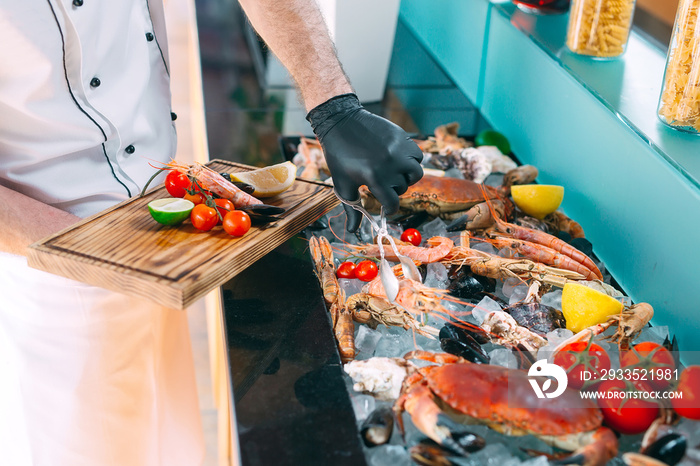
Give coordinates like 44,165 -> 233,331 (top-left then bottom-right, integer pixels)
0,1 -> 422,464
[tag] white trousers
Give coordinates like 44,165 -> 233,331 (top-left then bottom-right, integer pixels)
0,252 -> 205,466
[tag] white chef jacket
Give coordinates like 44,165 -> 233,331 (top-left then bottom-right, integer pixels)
0,1 -> 204,465
0,0 -> 176,218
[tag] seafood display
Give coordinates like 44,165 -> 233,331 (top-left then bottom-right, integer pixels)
303,124 -> 695,466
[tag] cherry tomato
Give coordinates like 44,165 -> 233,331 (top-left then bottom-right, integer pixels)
214,199 -> 235,223
336,261 -> 356,279
190,204 -> 218,232
164,170 -> 191,198
620,341 -> 676,390
597,379 -> 659,435
553,341 -> 611,389
354,260 -> 378,282
184,191 -> 206,205
401,228 -> 422,246
671,366 -> 700,420
222,210 -> 251,237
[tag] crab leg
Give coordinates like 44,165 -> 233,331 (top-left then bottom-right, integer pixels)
551,427 -> 618,466
395,352 -> 472,456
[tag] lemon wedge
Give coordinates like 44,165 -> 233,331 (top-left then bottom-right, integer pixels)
511,184 -> 564,220
561,282 -> 624,333
229,161 -> 296,197
148,198 -> 194,225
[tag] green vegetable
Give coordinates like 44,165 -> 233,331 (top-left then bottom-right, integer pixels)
148,198 -> 195,226
475,129 -> 511,155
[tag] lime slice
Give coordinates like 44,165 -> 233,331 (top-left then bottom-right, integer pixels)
561,282 -> 624,333
475,129 -> 511,155
148,198 -> 195,225
511,184 -> 564,220
229,161 -> 296,197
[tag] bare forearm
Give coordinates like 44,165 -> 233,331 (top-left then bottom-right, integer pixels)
238,0 -> 354,111
0,184 -> 80,256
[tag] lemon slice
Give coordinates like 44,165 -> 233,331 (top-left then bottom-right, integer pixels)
229,161 -> 296,197
561,282 -> 624,333
511,184 -> 564,220
148,198 -> 195,225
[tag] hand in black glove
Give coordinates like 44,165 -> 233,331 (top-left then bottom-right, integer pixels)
306,94 -> 423,232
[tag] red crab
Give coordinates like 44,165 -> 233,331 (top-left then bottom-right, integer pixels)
394,351 -> 618,466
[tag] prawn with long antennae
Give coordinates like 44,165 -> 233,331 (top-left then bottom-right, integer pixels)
441,231 -> 586,288
485,236 -> 599,280
363,272 -> 481,334
149,159 -> 262,207
478,184 -> 604,280
348,236 -> 454,264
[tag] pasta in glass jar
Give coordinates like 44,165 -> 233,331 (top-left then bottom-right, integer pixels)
566,0 -> 636,58
658,0 -> 700,133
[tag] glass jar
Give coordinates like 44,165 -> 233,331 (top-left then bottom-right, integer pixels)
513,0 -> 570,15
565,0 -> 637,58
657,0 -> 700,134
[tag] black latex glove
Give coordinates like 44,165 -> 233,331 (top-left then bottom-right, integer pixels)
306,94 -> 423,232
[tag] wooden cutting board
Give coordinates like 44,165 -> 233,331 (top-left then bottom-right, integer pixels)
27,160 -> 338,310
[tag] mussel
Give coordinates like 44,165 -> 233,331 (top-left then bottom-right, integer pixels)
409,442 -> 454,466
218,173 -> 257,195
569,237 -> 594,258
360,406 -> 394,447
237,204 -> 287,225
308,217 -> 329,231
439,323 -> 490,364
640,433 -> 687,466
409,431 -> 486,464
446,266 -> 495,300
504,302 -> 566,336
391,211 -> 430,231
445,214 -> 470,232
238,204 -> 286,216
664,335 -> 681,368
514,215 -> 550,233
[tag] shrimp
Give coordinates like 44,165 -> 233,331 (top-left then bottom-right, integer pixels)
350,236 -> 454,263
488,237 -> 599,280
544,211 -> 586,239
297,137 -> 320,180
479,185 -> 603,280
309,235 -> 339,306
363,275 -> 473,333
166,160 -> 262,207
333,289 -> 356,363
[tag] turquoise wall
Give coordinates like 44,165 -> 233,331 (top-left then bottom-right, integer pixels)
400,0 -> 700,356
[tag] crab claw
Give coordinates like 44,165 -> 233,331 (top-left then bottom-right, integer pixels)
551,427 -> 618,466
394,373 -> 475,457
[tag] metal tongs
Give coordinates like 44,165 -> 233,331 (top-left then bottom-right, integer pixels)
334,189 -> 422,302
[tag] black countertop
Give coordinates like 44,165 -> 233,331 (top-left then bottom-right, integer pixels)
220,237 -> 366,465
